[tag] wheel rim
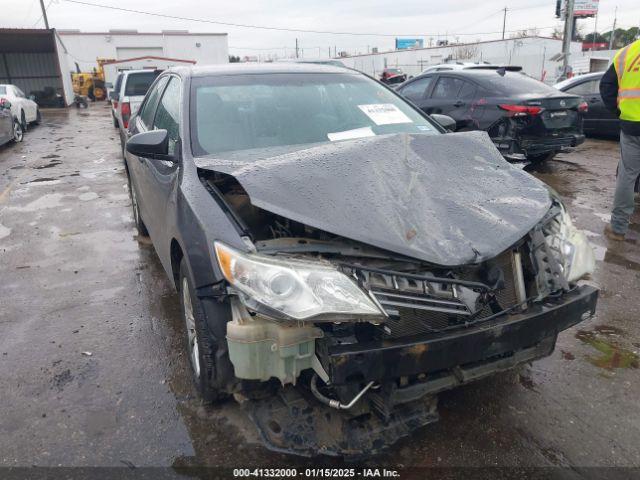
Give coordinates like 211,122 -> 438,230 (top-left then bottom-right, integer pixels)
182,277 -> 200,378
14,122 -> 23,142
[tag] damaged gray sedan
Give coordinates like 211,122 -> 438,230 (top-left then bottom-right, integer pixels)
123,64 -> 598,456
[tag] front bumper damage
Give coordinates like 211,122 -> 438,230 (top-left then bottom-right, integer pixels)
244,285 -> 598,457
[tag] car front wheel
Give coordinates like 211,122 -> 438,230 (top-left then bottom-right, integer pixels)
12,119 -> 23,143
179,258 -> 224,403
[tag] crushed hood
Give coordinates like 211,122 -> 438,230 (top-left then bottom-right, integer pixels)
195,131 -> 552,266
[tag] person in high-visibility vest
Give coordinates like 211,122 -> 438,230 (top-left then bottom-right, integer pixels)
600,39 -> 640,241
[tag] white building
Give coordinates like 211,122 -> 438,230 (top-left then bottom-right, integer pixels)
339,37 -> 583,84
57,30 -> 229,73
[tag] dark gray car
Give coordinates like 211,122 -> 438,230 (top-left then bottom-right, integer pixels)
123,64 -> 598,456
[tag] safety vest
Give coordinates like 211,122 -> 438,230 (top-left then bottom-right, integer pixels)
614,40 -> 640,122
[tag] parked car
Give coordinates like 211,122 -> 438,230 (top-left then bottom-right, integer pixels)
0,84 -> 41,130
278,58 -> 347,68
396,68 -> 587,162
422,62 -> 508,74
380,67 -> 407,85
554,72 -> 619,137
0,99 -> 23,145
109,72 -> 124,128
110,69 -> 162,155
123,63 -> 597,456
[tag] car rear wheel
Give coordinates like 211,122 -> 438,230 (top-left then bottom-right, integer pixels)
20,111 -> 27,132
179,258 -> 225,403
12,119 -> 23,143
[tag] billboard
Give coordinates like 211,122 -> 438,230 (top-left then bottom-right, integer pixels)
395,38 -> 424,50
563,0 -> 599,18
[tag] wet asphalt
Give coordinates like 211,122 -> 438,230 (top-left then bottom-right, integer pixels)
0,104 -> 639,473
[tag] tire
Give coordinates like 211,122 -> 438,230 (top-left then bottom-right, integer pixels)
527,152 -> 556,163
127,174 -> 149,236
12,119 -> 23,143
34,108 -> 41,125
20,111 -> 27,132
179,258 -> 224,403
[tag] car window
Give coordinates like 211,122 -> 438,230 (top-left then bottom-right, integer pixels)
0,87 -> 6,95
482,72 -> 558,95
459,80 -> 477,99
124,71 -> 162,96
153,77 -> 181,155
431,77 -> 464,99
436,67 -> 453,71
139,76 -> 169,128
400,77 -> 434,101
191,73 -> 439,156
13,87 -> 25,98
566,80 -> 600,95
114,74 -> 123,95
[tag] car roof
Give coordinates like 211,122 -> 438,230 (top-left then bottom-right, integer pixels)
121,69 -> 161,76
172,63 -> 354,78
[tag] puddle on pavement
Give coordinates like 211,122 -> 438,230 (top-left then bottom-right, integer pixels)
575,327 -> 639,370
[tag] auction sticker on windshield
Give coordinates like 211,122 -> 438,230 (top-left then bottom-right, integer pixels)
358,104 -> 412,125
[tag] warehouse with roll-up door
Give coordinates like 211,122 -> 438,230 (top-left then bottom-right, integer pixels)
0,28 -> 75,107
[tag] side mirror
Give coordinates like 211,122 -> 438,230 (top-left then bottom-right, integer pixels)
430,114 -> 457,132
29,95 -> 36,101
126,129 -> 176,162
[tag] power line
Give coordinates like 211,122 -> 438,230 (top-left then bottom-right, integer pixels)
33,0 -> 54,28
61,0 -> 557,38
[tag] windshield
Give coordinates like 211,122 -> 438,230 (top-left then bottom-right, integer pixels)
482,72 -> 558,95
0,86 -> 6,95
191,73 -> 438,156
124,71 -> 161,96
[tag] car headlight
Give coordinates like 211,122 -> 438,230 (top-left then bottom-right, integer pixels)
544,205 -> 595,284
214,242 -> 383,321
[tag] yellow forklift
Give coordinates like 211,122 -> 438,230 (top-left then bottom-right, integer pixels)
72,58 -> 114,101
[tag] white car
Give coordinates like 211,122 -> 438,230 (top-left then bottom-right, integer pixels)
421,63 -> 516,74
111,69 -> 162,155
0,84 -> 40,130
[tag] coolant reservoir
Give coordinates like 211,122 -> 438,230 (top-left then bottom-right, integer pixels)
226,312 -> 323,385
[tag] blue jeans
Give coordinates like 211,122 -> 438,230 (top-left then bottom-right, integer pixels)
611,132 -> 640,235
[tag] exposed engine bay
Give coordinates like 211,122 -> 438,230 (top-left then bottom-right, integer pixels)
197,167 -> 597,456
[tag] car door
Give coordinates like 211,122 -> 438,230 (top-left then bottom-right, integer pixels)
421,76 -> 477,130
127,75 -> 170,231
565,78 -> 618,135
136,75 -> 182,245
396,76 -> 435,110
12,86 -> 36,121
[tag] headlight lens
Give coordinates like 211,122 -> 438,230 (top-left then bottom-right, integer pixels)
214,242 -> 383,321
545,205 -> 595,283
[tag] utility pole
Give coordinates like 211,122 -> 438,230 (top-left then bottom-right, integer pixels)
38,0 -> 50,29
608,6 -> 617,50
502,7 -> 508,40
562,0 -> 575,78
295,38 -> 299,59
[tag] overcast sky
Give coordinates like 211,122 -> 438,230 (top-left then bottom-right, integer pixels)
4,0 -> 640,58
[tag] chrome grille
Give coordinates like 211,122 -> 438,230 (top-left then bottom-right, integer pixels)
342,250 -> 522,338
